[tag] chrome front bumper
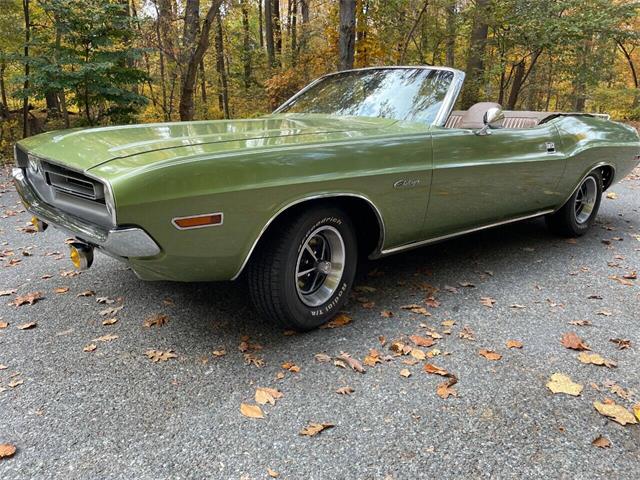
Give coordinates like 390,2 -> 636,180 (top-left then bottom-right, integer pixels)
12,168 -> 161,258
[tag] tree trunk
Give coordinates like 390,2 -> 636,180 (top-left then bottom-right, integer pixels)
445,0 -> 456,67
215,12 -> 230,119
199,59 -> 207,104
460,0 -> 490,109
0,61 -> 7,119
258,0 -> 264,48
298,0 -> 310,54
242,0 -> 252,88
573,39 -> 591,112
264,0 -> 276,67
290,0 -> 297,64
22,0 -> 30,137
273,0 -> 282,57
400,0 -> 429,64
506,61 -> 525,110
617,41 -> 639,110
338,0 -> 356,70
178,0 -> 223,121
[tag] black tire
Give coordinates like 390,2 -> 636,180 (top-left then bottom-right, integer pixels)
546,169 -> 603,237
247,206 -> 358,331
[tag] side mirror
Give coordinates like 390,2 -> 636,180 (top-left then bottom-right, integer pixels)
475,107 -> 505,136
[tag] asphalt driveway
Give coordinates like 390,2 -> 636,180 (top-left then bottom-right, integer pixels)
0,165 -> 639,479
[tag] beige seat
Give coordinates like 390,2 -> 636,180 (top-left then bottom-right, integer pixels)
457,102 -> 502,129
445,106 -> 559,130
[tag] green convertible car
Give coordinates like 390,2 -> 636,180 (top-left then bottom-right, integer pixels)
13,66 -> 640,330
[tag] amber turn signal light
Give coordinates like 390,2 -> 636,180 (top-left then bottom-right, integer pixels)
173,213 -> 223,229
69,242 -> 94,271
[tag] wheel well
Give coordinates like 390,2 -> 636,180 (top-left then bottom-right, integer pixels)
252,196 -> 383,261
598,165 -> 615,190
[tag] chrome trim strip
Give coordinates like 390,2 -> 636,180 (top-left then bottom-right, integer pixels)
12,168 -> 160,258
554,162 -> 616,212
379,210 -> 554,256
171,212 -> 224,230
230,193 -> 386,281
273,66 -> 466,128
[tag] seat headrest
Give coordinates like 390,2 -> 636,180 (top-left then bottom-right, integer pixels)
458,102 -> 502,130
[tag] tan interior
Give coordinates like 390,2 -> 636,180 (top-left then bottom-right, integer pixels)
445,103 -> 557,130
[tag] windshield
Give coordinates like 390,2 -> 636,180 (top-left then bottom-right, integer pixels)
276,68 -> 454,124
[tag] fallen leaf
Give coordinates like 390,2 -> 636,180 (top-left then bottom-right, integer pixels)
593,401 -> 637,425
510,304 -> 526,309
597,310 -> 612,317
0,443 -> 16,459
76,290 -> 95,297
10,292 -> 43,307
479,349 -> 502,361
17,322 -> 36,330
281,362 -> 300,373
506,340 -> 523,349
459,326 -> 475,341
336,352 -> 365,373
436,376 -> 458,399
240,403 -> 264,419
336,386 -> 355,395
592,436 -> 611,449
83,344 -> 97,352
212,349 -> 227,357
54,287 -> 69,294
96,296 -> 115,304
244,353 -> 265,368
569,320 -> 592,326
0,321 -> 7,329
409,335 -> 435,347
578,352 -> 616,368
255,387 -> 283,405
314,353 -> 331,363
99,305 -> 123,316
8,379 -> 23,388
0,364 -> 7,370
267,468 -> 280,478
144,349 -> 177,362
321,313 -> 352,329
410,348 -> 426,360
546,373 -> 583,396
143,313 -> 168,327
380,310 -> 394,318
480,297 -> 496,308
0,289 -> 16,296
299,422 -> 334,437
634,404 -> 640,422
363,349 -> 382,367
609,338 -> 631,350
561,332 -> 591,351
399,368 -> 411,378
606,192 -> 618,199
102,317 -> 118,326
400,304 -> 431,316
458,281 -> 475,288
94,334 -> 118,342
423,363 -> 449,376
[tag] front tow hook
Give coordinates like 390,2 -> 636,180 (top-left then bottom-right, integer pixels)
69,242 -> 94,271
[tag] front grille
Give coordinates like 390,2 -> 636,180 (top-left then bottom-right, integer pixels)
41,162 -> 105,202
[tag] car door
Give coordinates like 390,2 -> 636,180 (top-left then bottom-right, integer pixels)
423,121 -> 566,238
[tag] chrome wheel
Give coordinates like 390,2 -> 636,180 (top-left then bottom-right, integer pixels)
574,176 -> 597,224
295,226 -> 345,307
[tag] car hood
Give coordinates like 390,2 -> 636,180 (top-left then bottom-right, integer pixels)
17,114 -> 401,172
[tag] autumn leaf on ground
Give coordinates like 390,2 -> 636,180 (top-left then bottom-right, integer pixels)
480,297 -> 496,308
592,436 -> 611,449
143,313 -> 168,327
409,335 -> 435,348
380,310 -> 394,318
459,326 -> 475,341
212,349 -> 227,357
10,292 -> 43,307
240,403 -> 264,419
255,387 -> 283,405
314,353 -> 331,363
267,468 -> 280,478
561,332 -> 590,351
606,192 -> 618,199
399,368 -> 411,378
633,404 -> 640,422
281,362 -> 300,373
17,322 -> 36,330
76,290 -> 95,297
321,313 -> 352,329
99,305 -> 123,316
506,340 -> 523,349
0,443 -> 17,459
0,289 -> 16,296
363,349 -> 382,367
83,344 -> 97,352
546,373 -> 583,396
96,296 -> 115,304
0,321 -> 8,329
400,304 -> 431,316
569,320 -> 592,326
593,400 -> 637,426
244,353 -> 265,368
335,352 -> 365,373
423,363 -> 450,376
336,386 -> 355,395
54,287 -> 69,294
94,334 -> 118,342
0,364 -> 7,370
609,338 -> 631,350
479,349 -> 502,361
410,348 -> 426,360
144,349 -> 177,362
102,317 -> 118,326
8,379 -> 23,388
578,352 -> 616,368
510,304 -> 526,309
458,281 -> 475,288
299,422 -> 334,437
436,376 -> 458,399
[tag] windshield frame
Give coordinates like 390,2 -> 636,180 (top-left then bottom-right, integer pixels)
273,66 -> 465,127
